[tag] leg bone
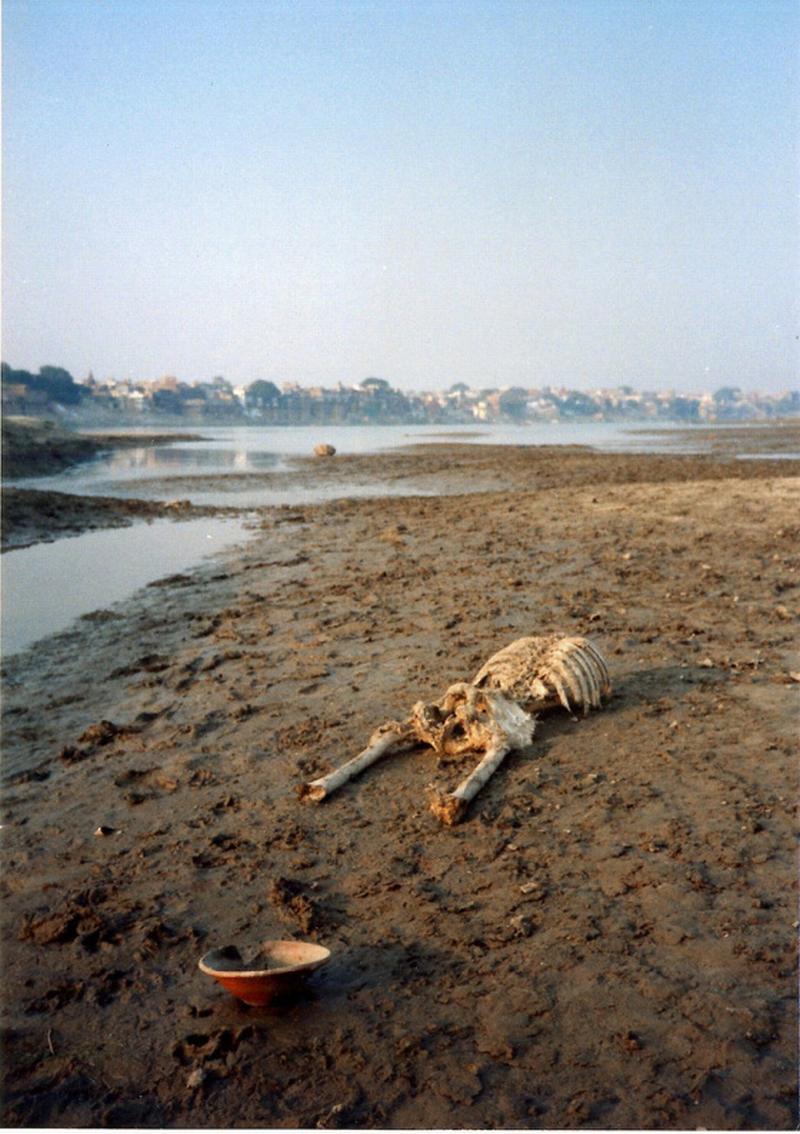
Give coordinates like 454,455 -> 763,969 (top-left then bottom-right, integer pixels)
430,739 -> 512,826
298,722 -> 411,803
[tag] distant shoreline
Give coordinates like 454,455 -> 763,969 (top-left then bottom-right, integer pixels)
1,417 -> 205,480
2,422 -> 799,553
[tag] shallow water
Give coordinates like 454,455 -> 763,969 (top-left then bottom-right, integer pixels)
736,451 -> 800,460
8,420 -> 705,506
2,420 -> 787,656
1,516 -> 250,657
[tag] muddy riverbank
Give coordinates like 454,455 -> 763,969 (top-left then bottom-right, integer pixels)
4,436 -> 800,549
1,442 -> 798,1128
0,488 -> 240,551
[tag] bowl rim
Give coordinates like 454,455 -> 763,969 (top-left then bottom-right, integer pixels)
198,939 -> 331,979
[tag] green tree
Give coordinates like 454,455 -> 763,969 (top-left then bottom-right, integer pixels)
152,388 -> 183,414
559,390 -> 598,417
713,386 -> 741,405
37,366 -> 83,405
1,362 -> 35,387
498,387 -> 530,420
245,380 -> 281,410
1,362 -> 83,405
672,396 -> 700,420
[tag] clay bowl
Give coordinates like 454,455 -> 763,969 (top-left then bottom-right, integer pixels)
198,940 -> 331,1006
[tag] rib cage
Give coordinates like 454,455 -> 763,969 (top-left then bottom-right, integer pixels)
473,635 -> 611,715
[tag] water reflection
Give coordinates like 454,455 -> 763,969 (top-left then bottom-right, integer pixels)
87,445 -> 285,475
1,516 -> 250,656
9,420 -> 697,508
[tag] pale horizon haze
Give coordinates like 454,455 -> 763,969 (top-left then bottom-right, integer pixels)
3,0 -> 798,394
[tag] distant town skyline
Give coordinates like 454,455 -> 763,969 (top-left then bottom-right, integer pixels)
4,359 -> 795,429
3,0 -> 798,395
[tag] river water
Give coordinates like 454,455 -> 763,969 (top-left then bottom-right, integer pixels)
0,420 -> 764,658
1,517 -> 251,657
7,420 -> 702,505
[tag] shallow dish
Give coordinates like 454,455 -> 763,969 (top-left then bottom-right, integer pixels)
198,939 -> 331,1006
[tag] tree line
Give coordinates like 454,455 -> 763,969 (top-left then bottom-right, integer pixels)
2,363 -> 84,405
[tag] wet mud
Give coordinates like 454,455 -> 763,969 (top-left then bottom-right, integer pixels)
0,488 -> 238,551
1,442 -> 798,1128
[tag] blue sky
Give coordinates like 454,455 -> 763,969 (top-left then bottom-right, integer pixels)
3,0 -> 798,392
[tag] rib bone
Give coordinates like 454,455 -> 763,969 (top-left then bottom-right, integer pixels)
298,635 -> 610,824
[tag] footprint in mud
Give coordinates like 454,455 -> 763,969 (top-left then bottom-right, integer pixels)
134,918 -> 206,962
188,767 -> 218,788
92,968 -> 134,1007
25,980 -> 86,1014
191,710 -> 229,739
114,766 -> 178,791
269,877 -> 319,934
20,890 -> 141,955
191,832 -> 254,869
60,718 -> 139,764
6,764 -> 51,784
112,766 -> 179,806
147,573 -> 195,589
80,609 -> 121,623
110,654 -> 171,679
172,1025 -> 258,1092
78,720 -> 128,745
174,649 -> 243,691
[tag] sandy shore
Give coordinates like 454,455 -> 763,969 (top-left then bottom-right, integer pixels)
1,442 -> 798,1128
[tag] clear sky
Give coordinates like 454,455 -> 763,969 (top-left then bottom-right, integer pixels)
3,0 -> 798,393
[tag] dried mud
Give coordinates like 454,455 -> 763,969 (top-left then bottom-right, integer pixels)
1,444 -> 798,1129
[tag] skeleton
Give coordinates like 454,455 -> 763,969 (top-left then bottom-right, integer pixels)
298,635 -> 611,825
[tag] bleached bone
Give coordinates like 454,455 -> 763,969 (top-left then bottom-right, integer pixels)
298,635 -> 610,825
472,634 -> 610,715
297,721 -> 411,803
423,687 -> 537,826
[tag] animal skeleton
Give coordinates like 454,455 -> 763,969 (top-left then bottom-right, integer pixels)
299,635 -> 611,825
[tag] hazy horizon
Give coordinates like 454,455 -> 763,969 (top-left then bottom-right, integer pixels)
3,0 -> 798,395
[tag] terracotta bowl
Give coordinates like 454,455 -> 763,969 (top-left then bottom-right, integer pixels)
198,940 -> 331,1006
